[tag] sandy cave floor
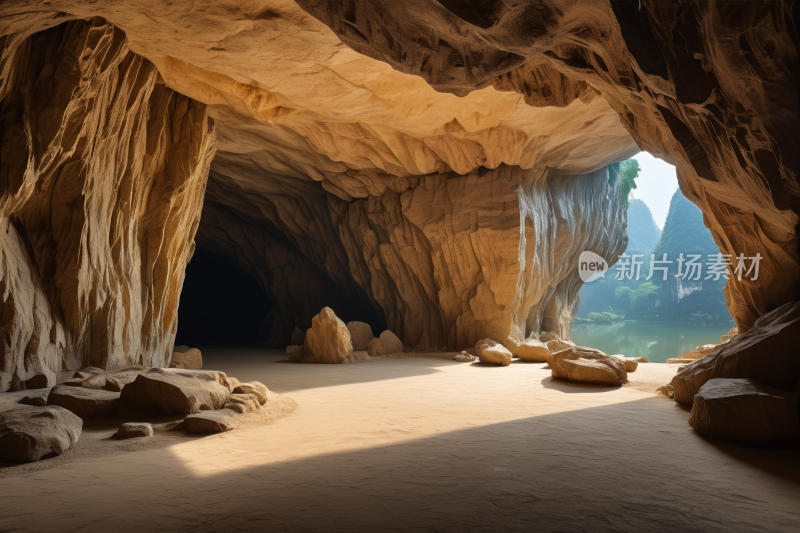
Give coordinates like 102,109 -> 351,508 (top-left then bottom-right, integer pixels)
1,349 -> 799,532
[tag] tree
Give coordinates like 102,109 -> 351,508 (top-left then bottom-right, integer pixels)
631,282 -> 660,311
614,286 -> 634,310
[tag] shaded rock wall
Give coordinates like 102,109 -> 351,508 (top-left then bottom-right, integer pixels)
297,0 -> 800,330
0,19 -> 215,390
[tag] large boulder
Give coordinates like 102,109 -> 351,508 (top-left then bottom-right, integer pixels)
689,379 -> 799,444
170,346 -> 203,369
475,339 -> 512,366
47,386 -> 120,419
517,339 -> 551,362
120,368 -> 232,415
549,347 -> 627,386
671,301 -> 800,405
378,330 -> 404,354
302,307 -> 353,364
347,322 -> 375,351
0,406 -> 82,462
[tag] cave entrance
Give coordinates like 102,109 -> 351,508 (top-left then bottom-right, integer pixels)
175,247 -> 272,347
572,152 -> 735,362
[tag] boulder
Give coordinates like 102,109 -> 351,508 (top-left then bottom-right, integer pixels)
120,368 -> 231,415
378,330 -> 404,355
232,382 -> 269,405
502,337 -> 520,357
291,326 -> 306,346
19,396 -> 47,407
62,366 -> 146,392
453,354 -> 476,362
546,339 -> 574,353
0,406 -> 82,462
47,385 -> 120,419
170,346 -> 203,369
689,379 -> 800,444
343,351 -> 371,363
366,338 -> 386,358
613,356 -> 639,372
185,409 -> 238,433
517,339 -> 550,362
347,322 -> 375,351
671,301 -> 800,405
549,347 -> 627,386
302,307 -> 353,364
539,331 -> 560,343
629,356 -> 649,363
475,339 -> 512,366
113,422 -> 153,439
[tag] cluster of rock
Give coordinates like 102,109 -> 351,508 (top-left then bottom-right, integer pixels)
0,345 -> 294,463
665,328 -> 739,364
286,308 -> 404,364
666,302 -> 800,445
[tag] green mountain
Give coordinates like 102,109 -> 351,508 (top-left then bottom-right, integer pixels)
626,199 -> 661,255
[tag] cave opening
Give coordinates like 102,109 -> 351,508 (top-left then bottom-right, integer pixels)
175,247 -> 272,347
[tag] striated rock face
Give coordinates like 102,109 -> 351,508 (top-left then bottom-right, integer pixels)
0,19 -> 215,390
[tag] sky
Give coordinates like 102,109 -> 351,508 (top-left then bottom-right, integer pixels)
629,151 -> 678,230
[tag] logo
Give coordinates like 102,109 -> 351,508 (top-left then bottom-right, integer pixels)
579,251 -> 608,282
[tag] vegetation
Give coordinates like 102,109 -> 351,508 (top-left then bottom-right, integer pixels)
587,311 -> 625,324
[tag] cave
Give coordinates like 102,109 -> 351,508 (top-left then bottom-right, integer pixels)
0,1 -> 798,531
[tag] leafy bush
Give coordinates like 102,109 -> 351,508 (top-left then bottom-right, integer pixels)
587,311 -> 625,324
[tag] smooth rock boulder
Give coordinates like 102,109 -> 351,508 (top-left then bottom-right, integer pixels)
19,396 -> 47,407
347,322 -> 375,351
366,338 -> 385,358
517,340 -> 551,362
689,379 -> 800,444
170,346 -> 203,369
502,338 -> 521,357
343,351 -> 371,364
475,339 -> 512,366
546,339 -> 575,353
549,347 -> 627,386
47,386 -> 120,419
113,422 -> 153,439
0,406 -> 82,462
671,301 -> 800,405
614,356 -> 639,372
120,368 -> 231,415
185,409 -> 238,433
302,307 -> 353,364
539,332 -> 560,343
378,330 -> 404,355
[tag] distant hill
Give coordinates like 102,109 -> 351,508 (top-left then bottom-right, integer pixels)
626,198 -> 661,255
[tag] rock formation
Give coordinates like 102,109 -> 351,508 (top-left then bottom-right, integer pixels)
0,405 -> 82,462
549,346 -> 628,385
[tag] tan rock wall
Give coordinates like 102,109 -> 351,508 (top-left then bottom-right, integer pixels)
0,20 -> 216,390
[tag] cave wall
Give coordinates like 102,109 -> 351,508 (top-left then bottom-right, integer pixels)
295,0 -> 799,330
0,19 -> 215,390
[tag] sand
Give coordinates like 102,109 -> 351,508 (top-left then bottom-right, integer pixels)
0,349 -> 798,532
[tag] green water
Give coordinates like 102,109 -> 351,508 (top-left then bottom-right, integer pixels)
569,320 -> 734,363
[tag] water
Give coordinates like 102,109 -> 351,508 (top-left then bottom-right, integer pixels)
569,320 -> 734,363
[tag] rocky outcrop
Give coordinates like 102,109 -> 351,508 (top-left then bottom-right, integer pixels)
119,368 -> 231,415
301,307 -> 353,364
689,378 -> 799,444
0,18 -> 216,390
0,405 -> 82,462
113,422 -> 153,439
47,385 -> 120,419
671,301 -> 800,405
549,347 -> 628,386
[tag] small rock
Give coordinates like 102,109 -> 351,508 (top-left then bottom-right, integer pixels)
666,358 -> 699,364
286,345 -> 300,354
613,356 -> 639,372
113,422 -> 153,439
47,385 -> 120,419
185,409 -> 238,433
347,322 -> 375,351
0,406 -> 82,462
452,354 -> 475,362
170,346 -> 202,369
232,382 -> 269,405
302,307 -> 353,363
366,338 -> 385,358
343,351 -> 371,363
475,339 -> 512,366
549,347 -> 627,385
689,378 -> 799,444
19,396 -> 47,407
517,339 -> 550,362
656,384 -> 674,399
378,330 -> 404,354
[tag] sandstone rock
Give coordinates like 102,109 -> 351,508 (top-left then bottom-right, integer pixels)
286,345 -> 300,354
343,351 -> 371,364
549,347 -> 627,386
614,357 -> 639,372
47,386 -> 120,419
19,396 -> 47,407
656,385 -> 674,399
224,394 -> 262,414
539,332 -> 561,343
666,358 -> 697,365
547,339 -> 575,353
347,322 -> 375,351
629,356 -> 648,363
120,369 -> 231,415
185,409 -> 238,433
502,338 -> 521,357
689,379 -> 799,444
378,331 -> 404,355
475,339 -> 512,366
517,340 -> 551,362
291,327 -> 306,346
366,338 -> 386,358
232,382 -> 269,405
672,302 -> 800,405
302,308 -> 353,364
170,347 -> 203,370
113,423 -> 154,439
25,374 -> 54,390
453,354 -> 476,363
721,328 -> 739,343
0,406 -> 82,462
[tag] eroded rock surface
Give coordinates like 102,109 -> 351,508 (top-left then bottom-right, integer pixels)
47,386 -> 120,419
120,368 -> 231,415
301,307 -> 353,364
0,405 -> 82,462
549,347 -> 628,386
170,347 -> 203,370
475,339 -> 512,366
